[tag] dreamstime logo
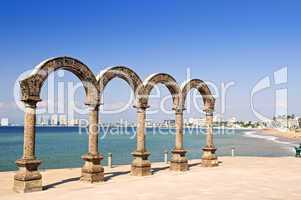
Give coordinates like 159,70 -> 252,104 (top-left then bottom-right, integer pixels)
251,67 -> 288,122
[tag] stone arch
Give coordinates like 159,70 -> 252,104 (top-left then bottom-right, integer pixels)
140,73 -> 181,108
96,66 -> 143,105
180,79 -> 218,167
180,79 -> 215,112
96,66 -> 150,176
20,56 -> 99,106
135,73 -> 184,173
14,57 -> 101,193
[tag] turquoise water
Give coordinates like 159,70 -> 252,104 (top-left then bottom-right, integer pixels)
0,127 -> 297,172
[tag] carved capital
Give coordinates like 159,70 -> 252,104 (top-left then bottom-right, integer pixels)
23,100 -> 39,109
173,106 -> 186,114
86,104 -> 100,111
133,103 -> 149,112
85,95 -> 101,107
204,109 -> 214,116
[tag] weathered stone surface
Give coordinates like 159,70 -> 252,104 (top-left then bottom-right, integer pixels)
87,106 -> 99,155
140,73 -> 181,108
97,66 -> 143,107
14,159 -> 42,193
170,109 -> 189,172
14,101 -> 43,193
131,151 -> 151,176
174,110 -> 184,150
180,79 -> 215,111
202,147 -> 219,167
170,149 -> 188,171
20,56 -> 100,106
23,102 -> 37,160
130,106 -> 152,176
201,111 -> 219,167
81,153 -> 104,183
136,107 -> 147,152
170,162 -> 189,171
14,179 -> 42,193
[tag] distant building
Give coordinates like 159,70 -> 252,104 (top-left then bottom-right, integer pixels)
50,115 -> 58,126
271,115 -> 299,130
187,118 -> 206,127
213,115 -> 222,123
42,116 -> 50,126
37,115 -> 49,126
59,115 -> 67,126
145,119 -> 154,127
163,120 -> 176,127
288,118 -> 299,130
68,118 -> 80,126
0,118 -> 9,126
227,117 -> 237,128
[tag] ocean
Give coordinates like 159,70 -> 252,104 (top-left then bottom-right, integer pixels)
0,126 -> 298,172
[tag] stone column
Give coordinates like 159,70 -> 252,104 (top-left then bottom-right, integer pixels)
131,106 -> 151,176
170,108 -> 188,171
202,110 -> 218,167
14,101 -> 42,193
81,104 -> 104,182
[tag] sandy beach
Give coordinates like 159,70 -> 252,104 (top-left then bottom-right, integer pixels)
1,157 -> 301,200
261,128 -> 301,140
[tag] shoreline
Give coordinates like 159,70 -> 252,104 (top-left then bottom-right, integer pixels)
260,128 -> 301,141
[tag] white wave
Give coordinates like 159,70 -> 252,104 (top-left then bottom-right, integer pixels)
243,131 -> 295,149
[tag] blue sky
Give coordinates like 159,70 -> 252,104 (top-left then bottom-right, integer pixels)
0,0 -> 301,123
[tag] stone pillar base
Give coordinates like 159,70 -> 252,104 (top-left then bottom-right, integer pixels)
131,151 -> 151,176
13,159 -> 42,193
81,153 -> 104,183
170,149 -> 188,171
202,147 -> 218,167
